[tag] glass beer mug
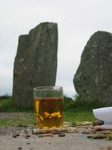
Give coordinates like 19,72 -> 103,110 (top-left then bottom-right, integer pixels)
33,86 -> 64,129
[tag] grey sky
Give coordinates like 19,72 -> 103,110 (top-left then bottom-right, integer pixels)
0,0 -> 112,98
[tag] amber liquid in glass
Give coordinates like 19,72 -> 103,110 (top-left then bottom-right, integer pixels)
34,97 -> 63,129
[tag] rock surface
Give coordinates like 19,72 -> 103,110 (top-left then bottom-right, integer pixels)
73,31 -> 112,105
1,113 -> 112,150
0,123 -> 112,150
13,22 -> 58,107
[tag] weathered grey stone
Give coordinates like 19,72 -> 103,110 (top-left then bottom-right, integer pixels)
13,22 -> 58,107
73,31 -> 112,105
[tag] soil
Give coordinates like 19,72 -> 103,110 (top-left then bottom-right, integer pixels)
0,112 -> 112,150
0,112 -> 30,119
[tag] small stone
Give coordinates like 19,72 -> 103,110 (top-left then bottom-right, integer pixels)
12,133 -> 17,138
16,133 -> 20,136
38,134 -> 43,138
23,134 -> 30,139
24,130 -> 28,134
58,133 -> 65,137
82,129 -> 96,134
26,134 -> 31,137
18,147 -> 22,150
26,142 -> 30,145
93,120 -> 104,126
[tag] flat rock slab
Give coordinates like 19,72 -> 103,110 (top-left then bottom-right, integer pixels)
0,126 -> 112,150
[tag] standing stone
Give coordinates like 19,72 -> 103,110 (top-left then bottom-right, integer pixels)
73,31 -> 112,105
13,22 -> 58,107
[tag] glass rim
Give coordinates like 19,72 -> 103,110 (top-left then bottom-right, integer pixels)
33,86 -> 63,91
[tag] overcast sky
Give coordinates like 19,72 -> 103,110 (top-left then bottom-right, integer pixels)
0,0 -> 112,98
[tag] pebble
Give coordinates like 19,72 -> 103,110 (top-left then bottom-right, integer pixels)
58,133 -> 66,137
12,133 -> 17,138
23,134 -> 31,139
12,131 -> 20,138
38,134 -> 43,138
18,147 -> 22,150
93,120 -> 104,126
26,142 -> 30,145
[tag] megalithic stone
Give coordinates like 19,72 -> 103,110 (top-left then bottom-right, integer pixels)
13,22 -> 58,107
73,31 -> 112,106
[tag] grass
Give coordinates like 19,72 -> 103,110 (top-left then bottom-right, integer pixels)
64,110 -> 95,122
0,118 -> 32,126
0,96 -> 14,112
0,95 -> 98,126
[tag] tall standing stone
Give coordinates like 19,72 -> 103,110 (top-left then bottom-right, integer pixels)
73,31 -> 112,106
13,22 -> 58,107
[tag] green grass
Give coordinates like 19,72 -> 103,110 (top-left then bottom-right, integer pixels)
0,118 -> 32,126
0,95 -> 98,126
0,96 -> 14,112
0,96 -> 33,112
64,110 -> 95,122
